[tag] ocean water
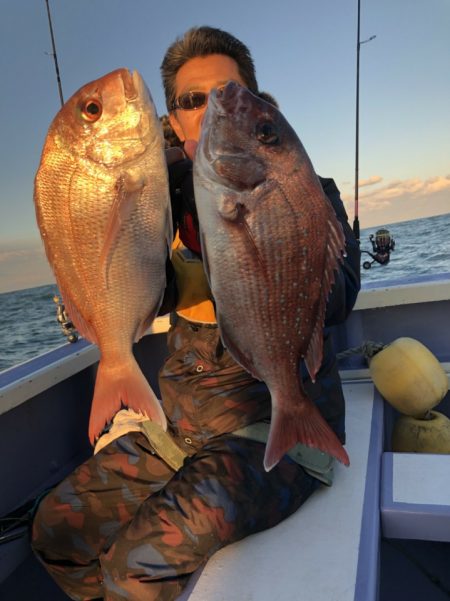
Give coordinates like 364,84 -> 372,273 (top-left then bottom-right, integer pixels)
0,283 -> 61,372
0,212 -> 449,373
359,212 -> 450,286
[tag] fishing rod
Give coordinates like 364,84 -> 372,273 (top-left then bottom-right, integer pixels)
353,0 -> 376,242
44,1 -> 78,342
44,0 -> 64,107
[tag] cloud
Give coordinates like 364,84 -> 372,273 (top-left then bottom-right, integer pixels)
341,174 -> 450,227
360,175 -> 450,203
359,175 -> 383,188
0,249 -> 32,262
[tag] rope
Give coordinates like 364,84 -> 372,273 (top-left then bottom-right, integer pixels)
337,340 -> 386,361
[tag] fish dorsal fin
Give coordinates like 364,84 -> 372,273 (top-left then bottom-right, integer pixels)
217,193 -> 268,276
304,207 -> 346,381
100,170 -> 146,287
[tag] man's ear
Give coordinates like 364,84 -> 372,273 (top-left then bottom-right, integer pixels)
169,112 -> 185,142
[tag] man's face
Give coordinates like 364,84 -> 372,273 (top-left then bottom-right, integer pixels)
169,54 -> 246,144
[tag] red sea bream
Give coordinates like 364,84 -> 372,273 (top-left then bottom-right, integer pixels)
34,69 -> 170,444
193,82 -> 350,471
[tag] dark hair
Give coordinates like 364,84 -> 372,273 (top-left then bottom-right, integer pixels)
161,26 -> 258,112
160,114 -> 184,148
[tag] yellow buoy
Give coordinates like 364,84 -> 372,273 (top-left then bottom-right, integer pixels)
392,411 -> 450,453
369,337 -> 448,418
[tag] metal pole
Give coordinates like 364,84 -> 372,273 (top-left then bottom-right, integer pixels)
45,0 -> 64,107
353,0 -> 361,241
353,0 -> 375,242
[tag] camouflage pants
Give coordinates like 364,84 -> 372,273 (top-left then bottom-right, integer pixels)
31,431 -> 319,601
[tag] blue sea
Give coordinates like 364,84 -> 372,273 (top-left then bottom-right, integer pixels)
1,212 -> 449,373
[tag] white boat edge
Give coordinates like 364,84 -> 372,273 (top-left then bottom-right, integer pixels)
1,275 -> 450,417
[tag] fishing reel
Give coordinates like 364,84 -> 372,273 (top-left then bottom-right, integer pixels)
361,228 -> 395,269
53,295 -> 78,343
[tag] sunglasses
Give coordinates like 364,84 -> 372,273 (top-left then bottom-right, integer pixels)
170,84 -> 229,112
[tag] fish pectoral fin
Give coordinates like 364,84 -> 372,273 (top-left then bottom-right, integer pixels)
100,170 -> 147,287
217,192 -> 245,221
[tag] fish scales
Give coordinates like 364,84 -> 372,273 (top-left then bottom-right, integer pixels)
34,69 -> 170,443
194,82 -> 349,470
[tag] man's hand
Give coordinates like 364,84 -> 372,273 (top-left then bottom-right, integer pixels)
165,147 -> 185,166
165,141 -> 198,166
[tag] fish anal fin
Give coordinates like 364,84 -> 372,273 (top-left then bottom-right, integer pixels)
199,230 -> 212,287
165,200 -> 173,257
88,355 -> 167,445
264,400 -> 350,472
100,171 -> 147,287
58,283 -> 98,344
304,319 -> 324,383
135,308 -> 159,342
218,317 -> 261,380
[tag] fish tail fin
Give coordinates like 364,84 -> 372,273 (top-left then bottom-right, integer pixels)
88,356 -> 167,445
264,401 -> 350,472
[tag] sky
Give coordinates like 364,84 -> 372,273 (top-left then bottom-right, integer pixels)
0,0 -> 449,293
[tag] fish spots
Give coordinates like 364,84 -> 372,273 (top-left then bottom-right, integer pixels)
193,82 -> 348,469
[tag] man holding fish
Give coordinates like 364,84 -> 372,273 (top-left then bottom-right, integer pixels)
32,26 -> 360,601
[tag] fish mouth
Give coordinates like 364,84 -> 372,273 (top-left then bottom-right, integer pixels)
120,69 -> 138,100
106,69 -> 153,110
102,68 -> 140,102
210,81 -> 247,113
200,80 -> 258,165
199,86 -> 239,171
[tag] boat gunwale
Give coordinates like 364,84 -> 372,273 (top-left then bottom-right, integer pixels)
1,275 -> 449,417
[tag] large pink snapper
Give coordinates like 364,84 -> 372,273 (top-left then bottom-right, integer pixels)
193,82 -> 350,471
34,69 -> 169,444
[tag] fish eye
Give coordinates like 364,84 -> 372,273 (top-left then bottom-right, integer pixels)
256,121 -> 279,145
80,98 -> 102,122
